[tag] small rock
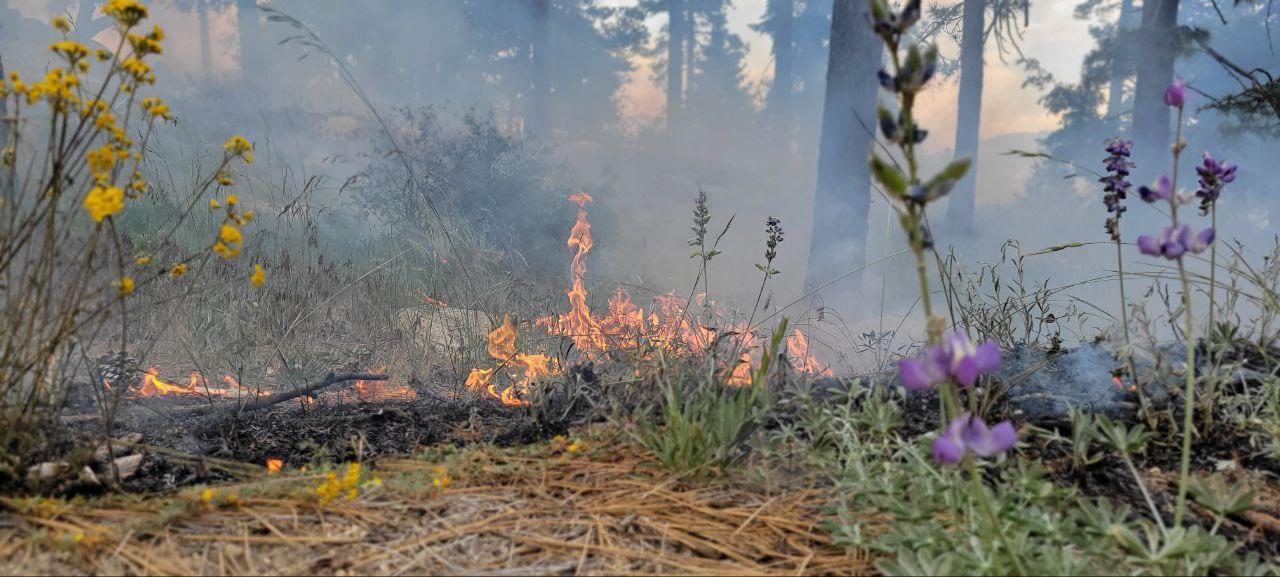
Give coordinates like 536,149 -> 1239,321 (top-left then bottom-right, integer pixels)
27,461 -> 69,481
111,454 -> 144,480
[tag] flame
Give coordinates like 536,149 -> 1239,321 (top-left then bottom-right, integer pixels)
787,330 -> 834,377
467,192 -> 835,400
265,458 -> 283,474
133,367 -> 258,398
352,365 -> 416,402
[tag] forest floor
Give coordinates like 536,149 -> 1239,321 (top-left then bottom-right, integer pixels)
0,424 -> 871,576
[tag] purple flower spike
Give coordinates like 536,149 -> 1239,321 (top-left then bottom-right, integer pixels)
1195,152 -> 1236,215
898,331 -> 1001,391
1164,78 -> 1186,108
1137,175 -> 1172,203
932,413 -> 1018,465
1137,225 -> 1215,260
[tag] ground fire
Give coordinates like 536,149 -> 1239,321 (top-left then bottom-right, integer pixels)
467,192 -> 833,405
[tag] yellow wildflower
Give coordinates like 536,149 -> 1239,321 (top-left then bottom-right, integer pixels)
170,263 -> 187,277
209,198 -> 221,209
134,254 -> 152,266
226,194 -> 238,206
200,488 -> 214,503
104,0 -> 148,27
50,40 -> 89,62
116,276 -> 134,297
223,135 -> 252,157
250,264 -> 265,288
83,186 -> 124,222
51,15 -> 71,34
431,465 -> 451,489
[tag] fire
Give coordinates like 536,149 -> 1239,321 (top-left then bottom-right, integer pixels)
787,330 -> 834,377
133,367 -> 259,399
465,315 -> 560,406
352,365 -> 417,402
468,192 -> 836,400
1112,374 -> 1136,393
265,458 -> 283,474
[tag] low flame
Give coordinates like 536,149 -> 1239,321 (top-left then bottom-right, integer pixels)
132,367 -> 260,399
265,458 -> 283,474
467,192 -> 834,398
351,365 -> 417,402
1112,374 -> 1136,393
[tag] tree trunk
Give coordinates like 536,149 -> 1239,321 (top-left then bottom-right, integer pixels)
236,0 -> 264,83
1132,0 -> 1179,176
804,0 -> 881,296
667,0 -> 685,134
766,0 -> 794,124
528,0 -> 552,136
197,1 -> 213,83
944,0 -> 985,234
1105,0 -> 1136,120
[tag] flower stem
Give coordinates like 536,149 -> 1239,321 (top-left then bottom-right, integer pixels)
1166,105 -> 1196,528
966,459 -> 1028,576
1116,239 -> 1141,398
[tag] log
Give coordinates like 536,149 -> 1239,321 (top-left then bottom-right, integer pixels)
190,372 -> 388,416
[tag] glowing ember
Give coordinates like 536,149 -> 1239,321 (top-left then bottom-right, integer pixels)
1112,374 -> 1136,392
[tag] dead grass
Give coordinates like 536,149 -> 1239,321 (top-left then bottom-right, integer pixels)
0,426 -> 873,576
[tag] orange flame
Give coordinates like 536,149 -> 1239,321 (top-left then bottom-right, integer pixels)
265,458 -> 283,474
133,368 -> 258,398
352,365 -> 416,402
470,192 -> 835,399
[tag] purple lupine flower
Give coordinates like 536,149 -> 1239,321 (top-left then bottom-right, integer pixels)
932,413 -> 1018,465
1137,225 -> 1215,260
1137,175 -> 1173,203
899,331 -> 1001,391
1194,152 -> 1236,215
1100,138 -> 1134,242
1164,78 -> 1186,108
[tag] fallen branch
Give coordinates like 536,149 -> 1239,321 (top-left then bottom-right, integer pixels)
190,372 -> 388,416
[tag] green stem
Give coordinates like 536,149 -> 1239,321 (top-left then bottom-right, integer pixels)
1120,450 -> 1167,533
1174,259 -> 1196,528
1167,105 -> 1196,529
966,459 -> 1028,576
1116,239 -> 1141,396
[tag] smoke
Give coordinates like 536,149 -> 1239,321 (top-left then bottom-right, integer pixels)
4,0 -> 1276,368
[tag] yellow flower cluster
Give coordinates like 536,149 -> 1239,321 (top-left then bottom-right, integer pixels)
223,135 -> 254,164
22,69 -> 81,110
250,264 -> 265,288
104,0 -> 148,28
431,465 -> 452,490
140,96 -> 169,119
211,194 -> 253,259
126,25 -> 164,58
315,462 -> 365,505
83,185 -> 124,222
170,263 -> 188,278
115,276 -> 134,297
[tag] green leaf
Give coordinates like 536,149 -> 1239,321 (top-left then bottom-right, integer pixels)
870,155 -> 907,197
934,157 -> 971,182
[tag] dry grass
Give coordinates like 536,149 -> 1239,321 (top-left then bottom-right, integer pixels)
0,426 -> 872,576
